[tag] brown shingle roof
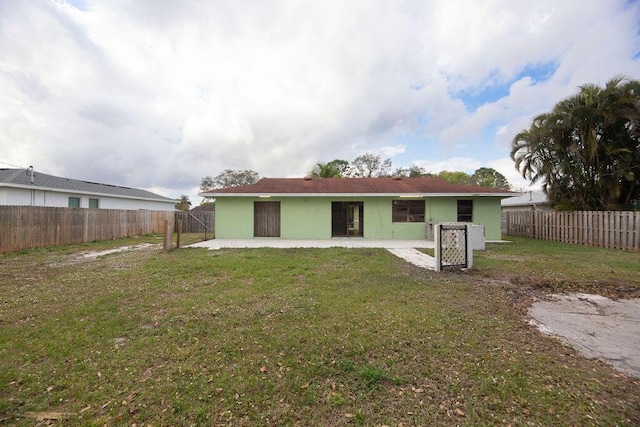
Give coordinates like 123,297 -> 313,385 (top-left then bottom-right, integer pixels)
201,177 -> 513,196
191,204 -> 215,212
0,168 -> 174,201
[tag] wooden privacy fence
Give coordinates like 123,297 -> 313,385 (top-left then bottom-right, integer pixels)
0,206 -> 175,253
503,210 -> 640,251
175,211 -> 214,234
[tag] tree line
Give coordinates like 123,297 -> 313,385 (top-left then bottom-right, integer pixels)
185,156 -> 512,208
306,154 -> 511,189
198,156 -> 511,192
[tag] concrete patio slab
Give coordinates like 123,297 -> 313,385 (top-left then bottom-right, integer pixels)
187,239 -> 437,270
529,294 -> 640,378
187,238 -> 435,250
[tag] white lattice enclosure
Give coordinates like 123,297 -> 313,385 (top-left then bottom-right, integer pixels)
434,223 -> 473,272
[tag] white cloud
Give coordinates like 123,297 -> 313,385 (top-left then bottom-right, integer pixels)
415,157 -> 482,174
487,157 -> 540,191
0,0 -> 638,205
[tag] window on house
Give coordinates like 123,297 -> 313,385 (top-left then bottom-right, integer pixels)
457,200 -> 473,222
89,198 -> 99,209
68,197 -> 80,208
392,200 -> 425,222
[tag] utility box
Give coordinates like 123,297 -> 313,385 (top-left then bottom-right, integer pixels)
470,225 -> 485,250
434,223 -> 473,272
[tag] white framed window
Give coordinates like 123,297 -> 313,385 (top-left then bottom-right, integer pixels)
68,197 -> 80,208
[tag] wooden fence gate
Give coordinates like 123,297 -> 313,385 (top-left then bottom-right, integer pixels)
175,211 -> 214,235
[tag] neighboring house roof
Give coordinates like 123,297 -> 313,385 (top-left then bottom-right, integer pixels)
0,168 -> 174,202
201,177 -> 514,197
501,190 -> 549,208
191,204 -> 215,212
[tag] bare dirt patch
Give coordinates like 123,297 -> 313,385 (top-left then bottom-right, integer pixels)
80,243 -> 157,259
529,293 -> 640,378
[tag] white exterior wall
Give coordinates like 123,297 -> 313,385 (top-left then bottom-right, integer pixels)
0,187 -> 175,211
97,196 -> 176,211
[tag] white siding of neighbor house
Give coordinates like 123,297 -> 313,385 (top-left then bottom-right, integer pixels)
0,187 -> 175,211
501,204 -> 553,212
501,191 -> 551,212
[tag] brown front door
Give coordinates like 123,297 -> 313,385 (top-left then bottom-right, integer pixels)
254,201 -> 281,237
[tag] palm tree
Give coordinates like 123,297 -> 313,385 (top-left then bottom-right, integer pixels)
310,162 -> 343,178
511,113 -> 557,186
175,194 -> 192,211
599,78 -> 640,208
511,76 -> 640,210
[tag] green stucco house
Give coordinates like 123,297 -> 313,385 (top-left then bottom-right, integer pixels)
201,177 -> 512,241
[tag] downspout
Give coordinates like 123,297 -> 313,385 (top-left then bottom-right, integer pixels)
28,166 -> 36,205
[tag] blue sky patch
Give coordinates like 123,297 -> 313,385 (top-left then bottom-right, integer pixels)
456,61 -> 559,111
65,0 -> 89,11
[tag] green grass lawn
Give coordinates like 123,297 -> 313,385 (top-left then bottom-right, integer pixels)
1,235 -> 639,425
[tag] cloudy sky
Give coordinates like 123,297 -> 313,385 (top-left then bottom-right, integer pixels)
1,0 -> 639,203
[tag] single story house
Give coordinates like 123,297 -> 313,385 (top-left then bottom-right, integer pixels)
200,177 -> 513,241
0,168 -> 176,211
501,190 -> 551,212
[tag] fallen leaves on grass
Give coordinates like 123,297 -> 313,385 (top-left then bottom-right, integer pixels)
25,411 -> 74,421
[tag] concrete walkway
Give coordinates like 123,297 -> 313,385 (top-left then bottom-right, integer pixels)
387,248 -> 436,270
187,238 -> 437,270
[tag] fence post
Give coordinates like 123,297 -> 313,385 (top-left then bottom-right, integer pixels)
177,219 -> 182,249
531,211 -> 536,238
635,212 -> 640,251
163,219 -> 171,252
